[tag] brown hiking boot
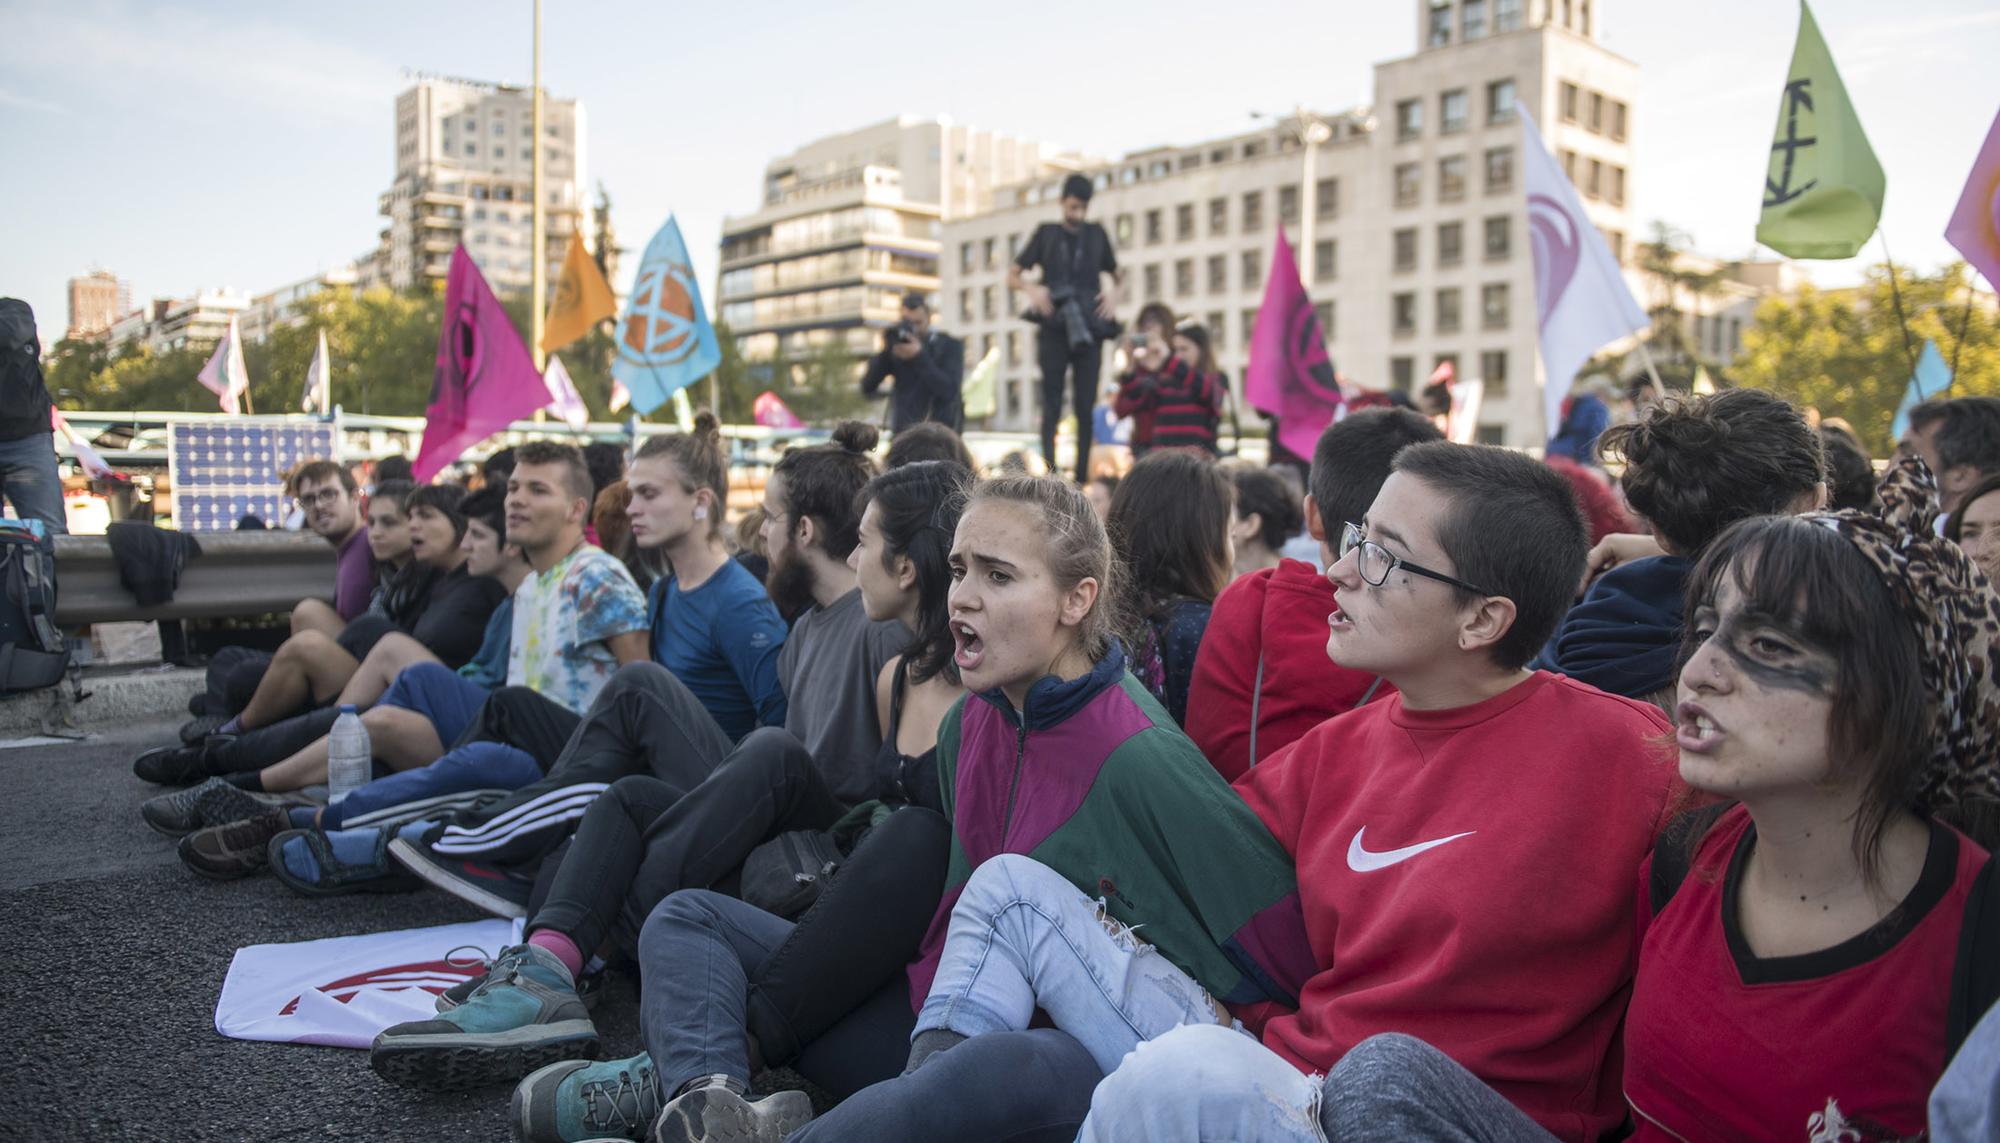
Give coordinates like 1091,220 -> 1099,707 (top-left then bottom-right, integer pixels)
177,807 -> 289,879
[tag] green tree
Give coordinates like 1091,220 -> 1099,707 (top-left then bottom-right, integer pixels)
777,341 -> 871,425
1635,221 -> 1728,370
1735,261 -> 2000,454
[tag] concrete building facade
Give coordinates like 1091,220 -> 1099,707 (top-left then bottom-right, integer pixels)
100,290 -> 249,356
717,117 -> 1082,374
942,0 -> 1639,445
237,266 -> 361,343
66,271 -> 131,341
375,76 -> 588,293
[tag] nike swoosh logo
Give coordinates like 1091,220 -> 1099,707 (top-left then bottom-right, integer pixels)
1346,826 -> 1476,872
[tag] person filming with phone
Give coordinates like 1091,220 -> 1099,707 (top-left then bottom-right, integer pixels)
860,292 -> 965,434
1113,303 -> 1219,459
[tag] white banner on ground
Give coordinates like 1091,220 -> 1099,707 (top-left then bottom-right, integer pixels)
215,917 -> 521,1049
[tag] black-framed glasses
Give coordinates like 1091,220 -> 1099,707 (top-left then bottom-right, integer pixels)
1340,522 -> 1495,597
295,488 -> 345,510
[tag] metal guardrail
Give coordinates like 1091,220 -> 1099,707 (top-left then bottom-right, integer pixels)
54,530 -> 336,627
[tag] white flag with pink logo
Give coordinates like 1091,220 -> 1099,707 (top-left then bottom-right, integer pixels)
1520,110 -> 1648,437
216,918 -> 519,1048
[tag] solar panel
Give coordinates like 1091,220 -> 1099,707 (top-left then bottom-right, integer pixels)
168,421 -> 339,531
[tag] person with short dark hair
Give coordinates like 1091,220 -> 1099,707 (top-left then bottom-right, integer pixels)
1820,423 -> 1877,511
1537,389 -> 1825,709
1012,173 -> 1123,482
1903,396 -> 2000,516
1186,409 -> 1441,777
372,454 -> 415,487
862,293 -> 965,433
1076,442 -> 1679,1143
483,446 -> 518,491
883,420 -> 975,471
582,441 -> 627,503
1225,464 -> 1304,580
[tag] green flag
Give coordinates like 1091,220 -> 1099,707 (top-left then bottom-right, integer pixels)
1756,0 -> 1885,259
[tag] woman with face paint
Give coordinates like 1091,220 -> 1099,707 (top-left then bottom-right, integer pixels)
1207,456 -> 2000,1143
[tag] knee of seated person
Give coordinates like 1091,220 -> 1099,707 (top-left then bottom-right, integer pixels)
639,888 -> 731,960
1097,1024 -> 1254,1100
604,660 -> 671,693
1325,1032 -> 1455,1101
963,852 -> 1069,905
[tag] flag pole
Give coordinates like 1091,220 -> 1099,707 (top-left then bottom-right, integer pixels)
529,0 -> 547,373
1876,231 -> 1919,383
1633,338 -> 1667,394
1948,269 -> 1976,390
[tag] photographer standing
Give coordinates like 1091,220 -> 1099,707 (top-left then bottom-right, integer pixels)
1010,172 -> 1122,483
860,292 -> 964,434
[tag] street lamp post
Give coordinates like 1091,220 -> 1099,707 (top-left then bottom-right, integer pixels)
1253,108 -> 1334,287
529,0 -> 546,372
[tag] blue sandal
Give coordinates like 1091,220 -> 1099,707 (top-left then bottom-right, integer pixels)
267,826 -> 419,897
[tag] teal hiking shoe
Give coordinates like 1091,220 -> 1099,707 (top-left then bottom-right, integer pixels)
369,943 -> 598,1090
511,1052 -> 662,1142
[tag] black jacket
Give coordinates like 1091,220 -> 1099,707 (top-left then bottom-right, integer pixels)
0,300 -> 53,443
861,329 -> 965,432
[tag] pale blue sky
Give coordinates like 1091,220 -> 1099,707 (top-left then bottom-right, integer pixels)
5,0 -> 1997,348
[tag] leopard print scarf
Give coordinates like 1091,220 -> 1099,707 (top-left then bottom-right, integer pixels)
1805,455 -> 2000,811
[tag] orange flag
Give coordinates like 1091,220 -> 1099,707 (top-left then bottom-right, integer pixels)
541,233 -> 617,356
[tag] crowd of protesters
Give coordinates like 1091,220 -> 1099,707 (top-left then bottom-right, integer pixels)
100,365 -> 1999,1142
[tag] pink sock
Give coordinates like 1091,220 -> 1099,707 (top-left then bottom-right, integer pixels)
527,929 -> 585,978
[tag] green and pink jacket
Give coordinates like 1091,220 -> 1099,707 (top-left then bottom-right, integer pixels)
908,642 -> 1315,1012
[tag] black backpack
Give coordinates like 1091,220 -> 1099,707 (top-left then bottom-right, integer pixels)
0,520 -> 68,692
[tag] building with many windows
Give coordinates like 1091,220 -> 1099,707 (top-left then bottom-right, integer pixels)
66,271 -> 131,341
375,76 -> 588,293
717,118 -> 1083,376
943,0 -> 1638,445
236,265 -> 361,343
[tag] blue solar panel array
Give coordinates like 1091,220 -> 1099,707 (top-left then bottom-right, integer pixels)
169,422 -> 338,532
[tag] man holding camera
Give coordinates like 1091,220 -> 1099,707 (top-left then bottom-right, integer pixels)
860,292 -> 964,434
1010,172 -> 1122,484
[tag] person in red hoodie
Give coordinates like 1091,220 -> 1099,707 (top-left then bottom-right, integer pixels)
1185,408 -> 1441,779
1077,441 -> 1681,1143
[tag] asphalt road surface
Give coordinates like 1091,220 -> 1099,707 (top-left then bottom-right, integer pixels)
0,717 -> 648,1142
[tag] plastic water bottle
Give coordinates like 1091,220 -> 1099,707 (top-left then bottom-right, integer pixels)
327,705 -> 371,805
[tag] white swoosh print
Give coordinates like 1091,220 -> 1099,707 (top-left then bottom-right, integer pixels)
1346,826 -> 1476,872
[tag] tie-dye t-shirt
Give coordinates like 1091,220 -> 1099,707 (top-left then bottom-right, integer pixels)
507,544 -> 648,713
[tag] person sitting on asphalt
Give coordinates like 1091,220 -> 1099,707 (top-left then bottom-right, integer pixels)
150,442 -> 652,879
1184,408 -> 1442,779
372,422 -> 906,918
1533,388 -> 1826,712
371,460 -> 967,1116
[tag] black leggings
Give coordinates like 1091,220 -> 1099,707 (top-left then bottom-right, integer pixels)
531,727 -> 847,960
1037,329 -> 1104,484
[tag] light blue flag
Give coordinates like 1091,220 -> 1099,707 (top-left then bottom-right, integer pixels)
1890,339 -> 1951,441
611,215 -> 721,415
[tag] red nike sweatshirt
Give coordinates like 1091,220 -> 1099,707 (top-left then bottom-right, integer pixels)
1185,559 -> 1390,780
1232,671 -> 1679,1143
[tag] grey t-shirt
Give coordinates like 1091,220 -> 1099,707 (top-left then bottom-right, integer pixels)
777,588 -> 911,804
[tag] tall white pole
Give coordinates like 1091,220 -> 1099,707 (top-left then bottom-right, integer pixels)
530,0 -> 547,372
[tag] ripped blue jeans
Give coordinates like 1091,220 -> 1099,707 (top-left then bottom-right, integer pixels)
915,853 -> 1234,1077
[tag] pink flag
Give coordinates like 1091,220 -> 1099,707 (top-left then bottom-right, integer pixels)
51,409 -> 114,479
1243,228 -> 1342,461
1946,104 -> 2000,291
753,390 -> 804,429
413,247 -> 552,483
608,378 -> 632,414
196,314 -> 250,414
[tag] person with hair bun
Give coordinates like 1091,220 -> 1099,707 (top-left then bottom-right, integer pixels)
1537,388 -> 1825,708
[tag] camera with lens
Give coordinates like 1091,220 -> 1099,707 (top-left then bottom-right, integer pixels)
884,322 -> 920,348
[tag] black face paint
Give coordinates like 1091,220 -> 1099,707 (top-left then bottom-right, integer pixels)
1689,605 -> 1837,697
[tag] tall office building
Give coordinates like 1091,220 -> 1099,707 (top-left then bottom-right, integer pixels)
943,0 -> 1639,445
717,117 -> 1083,373
67,270 -> 131,340
376,75 -> 588,293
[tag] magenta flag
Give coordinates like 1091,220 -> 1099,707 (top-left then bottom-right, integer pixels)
1243,227 -> 1342,461
753,390 -> 804,429
414,248 -> 554,483
1946,104 -> 2000,292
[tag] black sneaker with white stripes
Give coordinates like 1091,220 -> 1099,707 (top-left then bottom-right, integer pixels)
388,836 -> 535,918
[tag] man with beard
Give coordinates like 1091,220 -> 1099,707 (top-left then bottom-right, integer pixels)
381,421 -> 908,911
